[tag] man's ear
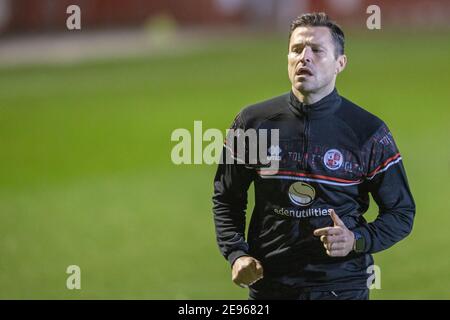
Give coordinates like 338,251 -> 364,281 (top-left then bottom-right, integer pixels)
336,54 -> 347,74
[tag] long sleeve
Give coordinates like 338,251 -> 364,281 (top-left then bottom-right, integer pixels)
212,113 -> 255,266
352,123 -> 416,254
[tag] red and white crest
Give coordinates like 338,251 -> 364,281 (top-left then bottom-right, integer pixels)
324,149 -> 343,170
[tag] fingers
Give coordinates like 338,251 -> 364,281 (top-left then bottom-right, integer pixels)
325,249 -> 347,257
318,230 -> 352,258
323,241 -> 346,251
330,209 -> 345,227
321,234 -> 349,244
314,211 -> 352,258
254,260 -> 264,278
313,227 -> 331,236
232,257 -> 264,287
314,227 -> 344,237
314,210 -> 347,237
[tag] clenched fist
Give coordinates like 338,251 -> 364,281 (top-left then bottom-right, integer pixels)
231,256 -> 264,288
313,209 -> 355,257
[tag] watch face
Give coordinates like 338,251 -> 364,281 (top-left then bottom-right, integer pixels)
355,237 -> 365,252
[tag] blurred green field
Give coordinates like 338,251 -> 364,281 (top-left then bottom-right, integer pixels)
0,30 -> 449,299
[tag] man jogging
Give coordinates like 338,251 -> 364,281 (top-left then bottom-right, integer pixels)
212,12 -> 415,300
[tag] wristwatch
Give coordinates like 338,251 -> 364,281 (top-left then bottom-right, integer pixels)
353,231 -> 365,253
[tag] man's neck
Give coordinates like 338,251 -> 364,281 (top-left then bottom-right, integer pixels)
292,84 -> 336,105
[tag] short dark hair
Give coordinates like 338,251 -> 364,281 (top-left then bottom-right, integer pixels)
289,12 -> 345,58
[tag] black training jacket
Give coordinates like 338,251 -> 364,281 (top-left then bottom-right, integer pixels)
212,88 -> 415,290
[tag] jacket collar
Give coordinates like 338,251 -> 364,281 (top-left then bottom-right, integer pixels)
288,88 -> 341,119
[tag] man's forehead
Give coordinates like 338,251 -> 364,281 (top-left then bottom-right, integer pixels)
290,26 -> 332,46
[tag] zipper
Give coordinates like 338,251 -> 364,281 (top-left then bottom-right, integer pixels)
301,115 -> 309,170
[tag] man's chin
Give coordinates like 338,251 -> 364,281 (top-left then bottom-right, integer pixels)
294,82 -> 314,94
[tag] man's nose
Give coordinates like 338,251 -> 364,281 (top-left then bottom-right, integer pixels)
299,46 -> 313,63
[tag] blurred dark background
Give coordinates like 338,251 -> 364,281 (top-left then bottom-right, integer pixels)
1,0 -> 449,34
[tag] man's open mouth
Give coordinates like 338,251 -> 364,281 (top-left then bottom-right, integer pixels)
296,67 -> 313,76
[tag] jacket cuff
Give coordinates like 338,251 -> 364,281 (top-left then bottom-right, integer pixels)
351,226 -> 372,253
227,250 -> 249,267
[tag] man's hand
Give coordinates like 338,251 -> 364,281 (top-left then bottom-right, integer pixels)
231,256 -> 264,288
313,210 -> 355,257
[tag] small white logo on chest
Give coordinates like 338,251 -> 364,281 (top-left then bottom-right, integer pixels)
324,149 -> 344,170
267,145 -> 282,161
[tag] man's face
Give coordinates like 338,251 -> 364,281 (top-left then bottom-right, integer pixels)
288,26 -> 346,95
